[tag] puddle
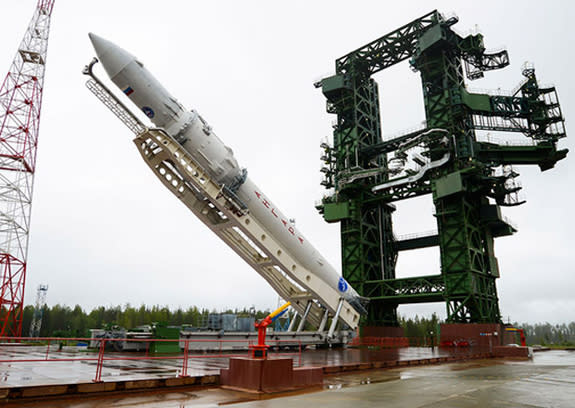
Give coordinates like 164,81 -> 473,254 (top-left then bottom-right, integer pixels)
324,371 -> 401,389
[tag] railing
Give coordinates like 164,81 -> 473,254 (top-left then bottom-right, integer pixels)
348,336 -> 410,348
349,336 -> 484,349
467,86 -> 515,97
396,229 -> 438,242
381,122 -> 427,143
348,336 -> 458,348
0,336 -> 302,383
475,133 -> 536,146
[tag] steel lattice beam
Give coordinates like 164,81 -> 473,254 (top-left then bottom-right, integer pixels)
335,10 -> 440,76
0,0 -> 55,337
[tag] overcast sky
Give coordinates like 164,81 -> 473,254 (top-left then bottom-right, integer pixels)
0,1 -> 572,324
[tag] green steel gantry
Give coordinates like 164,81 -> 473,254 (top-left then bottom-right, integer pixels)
316,11 -> 567,327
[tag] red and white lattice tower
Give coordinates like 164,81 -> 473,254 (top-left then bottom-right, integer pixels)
0,0 -> 55,337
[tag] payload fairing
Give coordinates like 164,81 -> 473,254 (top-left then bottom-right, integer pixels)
88,34 -> 366,328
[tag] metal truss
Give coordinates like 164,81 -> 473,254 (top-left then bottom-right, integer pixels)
0,0 -> 55,337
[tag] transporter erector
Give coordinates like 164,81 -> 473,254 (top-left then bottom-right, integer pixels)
87,34 -> 366,329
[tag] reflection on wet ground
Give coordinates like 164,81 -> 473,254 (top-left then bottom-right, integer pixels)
4,350 -> 574,408
0,345 -> 478,387
298,346 -> 473,367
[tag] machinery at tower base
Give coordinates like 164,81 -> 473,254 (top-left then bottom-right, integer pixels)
85,34 -> 366,334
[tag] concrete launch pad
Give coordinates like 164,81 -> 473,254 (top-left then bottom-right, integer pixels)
0,344 -> 482,388
1,350 -> 572,407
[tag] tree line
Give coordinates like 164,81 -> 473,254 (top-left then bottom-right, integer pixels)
399,313 -> 441,340
518,322 -> 575,346
21,304 -> 270,338
19,304 -> 575,346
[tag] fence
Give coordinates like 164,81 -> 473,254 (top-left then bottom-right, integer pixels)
349,336 -> 411,348
348,336 -> 480,348
0,336 -> 302,383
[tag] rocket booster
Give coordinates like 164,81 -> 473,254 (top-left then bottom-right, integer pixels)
88,34 -> 366,315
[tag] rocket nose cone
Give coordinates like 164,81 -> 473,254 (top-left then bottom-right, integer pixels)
88,33 -> 135,79
88,33 -> 113,60
88,32 -> 99,44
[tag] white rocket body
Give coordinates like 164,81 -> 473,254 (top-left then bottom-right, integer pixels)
89,34 -> 363,314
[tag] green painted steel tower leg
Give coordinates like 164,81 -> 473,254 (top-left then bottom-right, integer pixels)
413,23 -> 502,323
319,76 -> 399,327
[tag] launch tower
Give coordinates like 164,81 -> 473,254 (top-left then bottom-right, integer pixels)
316,10 -> 567,329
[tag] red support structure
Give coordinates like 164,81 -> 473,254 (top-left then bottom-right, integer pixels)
93,340 -> 106,383
0,256 -> 26,336
0,0 -> 55,337
180,339 -> 190,378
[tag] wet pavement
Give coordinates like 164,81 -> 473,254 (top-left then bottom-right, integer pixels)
3,349 -> 574,407
0,344 -> 467,387
298,346 -> 473,368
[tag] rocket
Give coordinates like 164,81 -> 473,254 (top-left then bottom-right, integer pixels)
88,33 -> 367,317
